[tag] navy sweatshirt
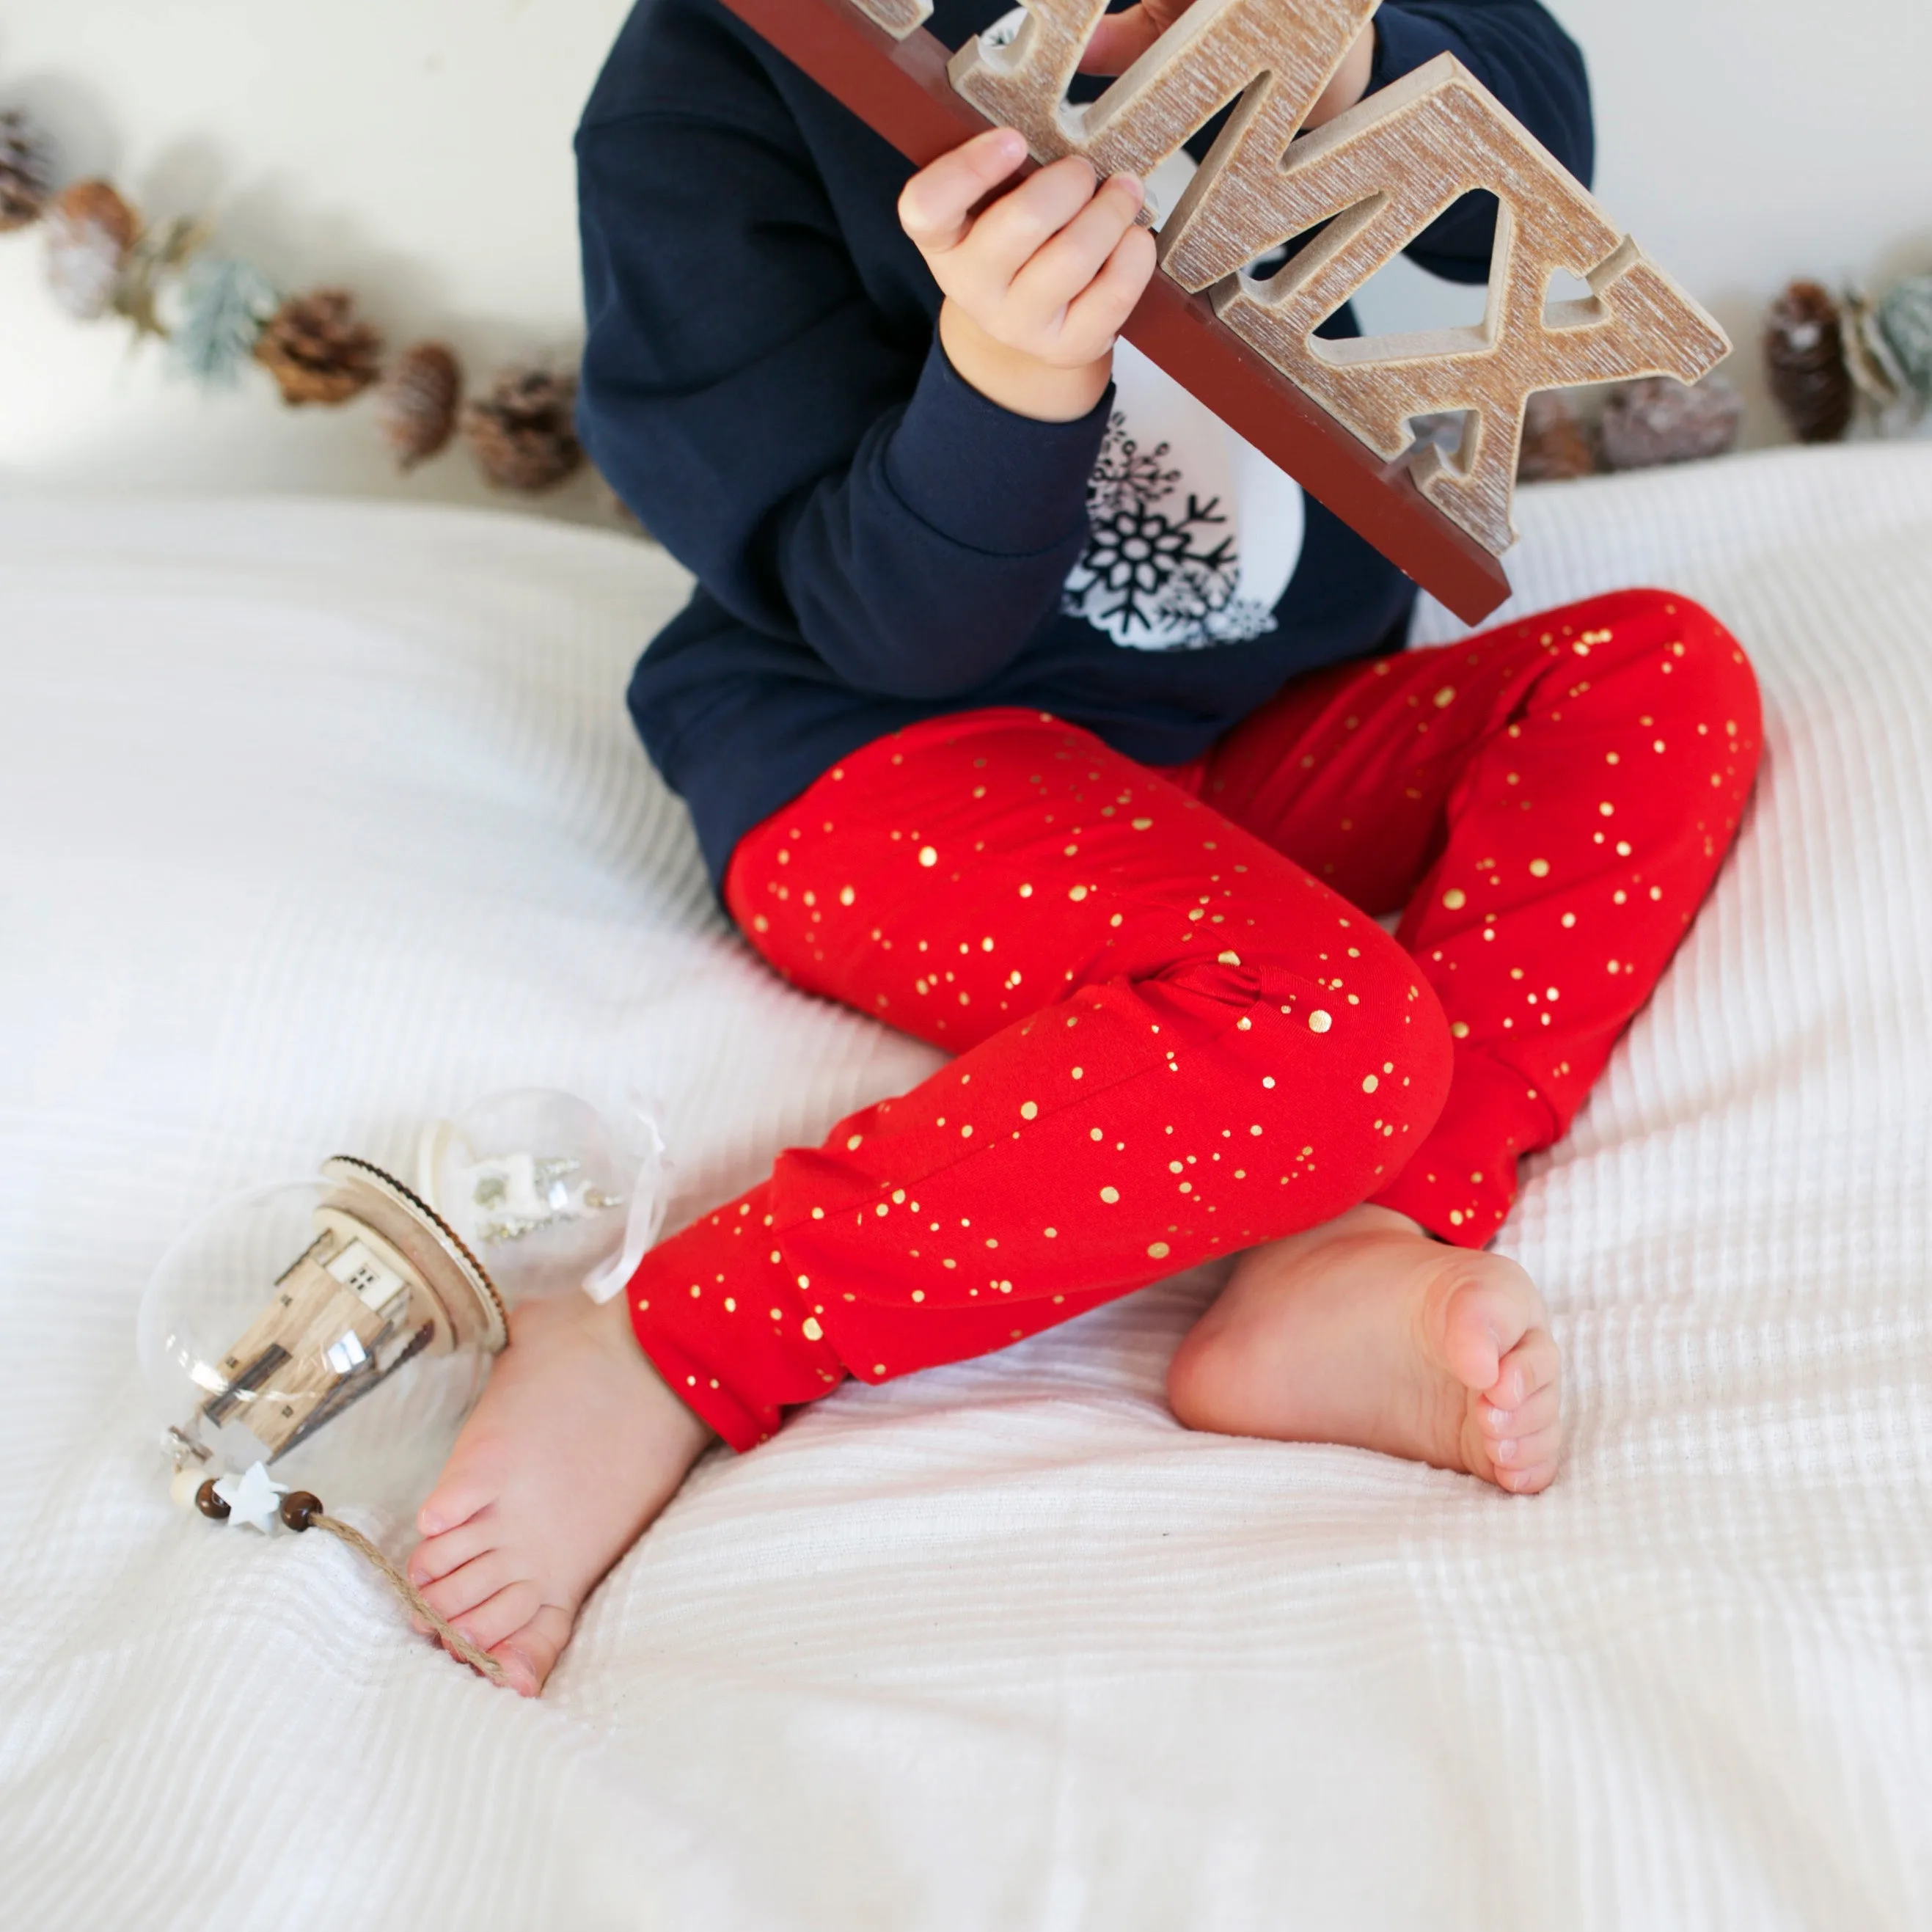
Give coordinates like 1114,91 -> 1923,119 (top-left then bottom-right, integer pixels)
577,0 -> 1593,887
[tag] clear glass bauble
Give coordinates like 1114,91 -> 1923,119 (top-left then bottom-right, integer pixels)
137,1161 -> 502,1520
416,1088 -> 650,1303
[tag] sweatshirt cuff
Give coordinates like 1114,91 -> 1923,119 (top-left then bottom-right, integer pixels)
883,340 -> 1112,558
1369,8 -> 1473,90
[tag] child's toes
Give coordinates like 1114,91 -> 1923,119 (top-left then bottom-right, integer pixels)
1487,1325 -> 1560,1412
447,1581 -> 544,1658
1438,1280 -> 1508,1390
491,1604 -> 575,1698
1479,1381 -> 1559,1441
1435,1256 -> 1541,1395
1492,1422 -> 1562,1491
420,1550 -> 519,1625
417,1477 -> 498,1540
408,1518 -> 495,1589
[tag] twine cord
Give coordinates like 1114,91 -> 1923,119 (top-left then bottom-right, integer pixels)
290,1497 -> 509,1686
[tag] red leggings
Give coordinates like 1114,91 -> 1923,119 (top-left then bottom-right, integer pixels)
630,589 -> 1760,1449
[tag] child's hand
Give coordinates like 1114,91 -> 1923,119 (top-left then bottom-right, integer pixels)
899,3 -> 1375,425
899,128 -> 1155,422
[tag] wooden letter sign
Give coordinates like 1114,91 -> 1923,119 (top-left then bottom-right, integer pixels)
712,0 -> 1731,622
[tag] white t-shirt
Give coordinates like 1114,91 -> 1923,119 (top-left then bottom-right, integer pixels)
1061,337 -> 1306,651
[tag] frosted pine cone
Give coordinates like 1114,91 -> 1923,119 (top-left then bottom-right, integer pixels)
255,289 -> 382,406
376,341 -> 463,469
464,367 -> 582,491
45,179 -> 137,320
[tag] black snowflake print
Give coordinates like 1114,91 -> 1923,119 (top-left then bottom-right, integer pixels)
1064,411 -> 1276,648
1085,417 -> 1182,522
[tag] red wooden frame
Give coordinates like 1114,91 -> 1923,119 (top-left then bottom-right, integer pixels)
711,0 -> 1513,623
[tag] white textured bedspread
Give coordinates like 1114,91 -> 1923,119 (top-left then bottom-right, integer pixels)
3,451 -> 1931,1929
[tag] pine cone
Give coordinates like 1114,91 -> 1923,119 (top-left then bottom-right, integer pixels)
1599,374 -> 1743,472
0,109 -> 51,232
1764,281 -> 1853,444
464,367 -> 583,491
44,179 -> 138,321
255,288 -> 382,406
1516,391 -> 1597,483
376,340 -> 463,469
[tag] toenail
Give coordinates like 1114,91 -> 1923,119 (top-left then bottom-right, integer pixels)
1497,1439 -> 1518,1462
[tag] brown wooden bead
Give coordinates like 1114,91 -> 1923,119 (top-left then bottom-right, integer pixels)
279,1491 -> 324,1532
194,1479 -> 231,1521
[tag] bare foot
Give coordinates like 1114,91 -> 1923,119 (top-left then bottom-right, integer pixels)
407,1287 -> 711,1694
1167,1204 -> 1562,1493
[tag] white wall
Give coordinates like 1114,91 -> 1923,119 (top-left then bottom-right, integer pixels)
1,0 -> 1927,513
1543,0 -> 1931,438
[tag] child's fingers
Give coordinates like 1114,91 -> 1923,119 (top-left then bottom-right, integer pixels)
959,153 -> 1109,286
1005,174 -> 1146,332
1057,222 -> 1157,356
897,127 -> 1028,255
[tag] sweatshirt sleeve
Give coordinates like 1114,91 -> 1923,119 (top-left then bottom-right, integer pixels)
1369,0 -> 1595,283
575,10 -> 1109,703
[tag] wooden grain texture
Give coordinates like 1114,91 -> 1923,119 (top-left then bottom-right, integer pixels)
951,7 -> 1728,555
850,0 -> 932,34
949,0 -> 1376,283
1208,56 -> 1730,552
715,0 -> 1512,619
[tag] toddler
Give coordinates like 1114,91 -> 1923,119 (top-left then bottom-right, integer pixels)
409,0 -> 1761,1693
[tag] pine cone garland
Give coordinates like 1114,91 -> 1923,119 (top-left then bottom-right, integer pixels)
0,109 -> 52,232
376,340 -> 463,469
255,288 -> 382,406
44,179 -> 138,321
1516,390 -> 1597,483
1599,374 -> 1743,472
1764,280 -> 1853,444
464,367 -> 582,491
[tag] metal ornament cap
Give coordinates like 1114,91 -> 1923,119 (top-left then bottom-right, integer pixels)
318,1155 -> 509,1355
